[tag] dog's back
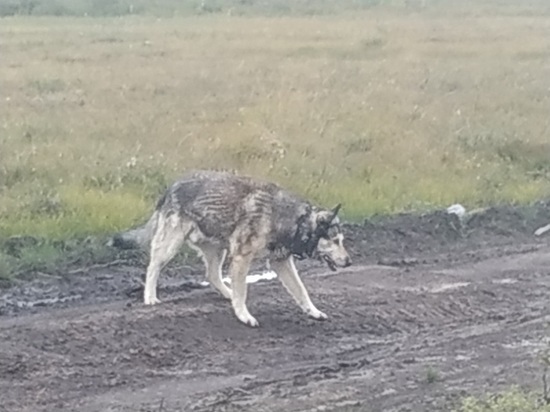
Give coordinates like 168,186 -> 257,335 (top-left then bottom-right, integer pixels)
157,170 -> 284,240
109,170 -> 302,250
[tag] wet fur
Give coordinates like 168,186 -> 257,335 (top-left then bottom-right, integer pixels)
113,169 -> 351,327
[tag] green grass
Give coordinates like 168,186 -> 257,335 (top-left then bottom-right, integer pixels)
425,366 -> 440,384
334,387 -> 550,412
2,0 -> 550,18
455,388 -> 550,412
0,234 -> 128,283
1,1 -> 550,278
0,186 -> 151,239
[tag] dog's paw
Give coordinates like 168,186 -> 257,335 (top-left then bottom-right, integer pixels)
244,316 -> 260,328
307,309 -> 328,321
236,311 -> 259,328
144,295 -> 161,305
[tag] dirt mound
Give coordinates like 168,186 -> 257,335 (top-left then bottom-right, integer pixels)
345,200 -> 550,263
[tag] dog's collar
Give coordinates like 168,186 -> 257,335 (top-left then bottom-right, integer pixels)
290,210 -> 314,260
291,209 -> 332,260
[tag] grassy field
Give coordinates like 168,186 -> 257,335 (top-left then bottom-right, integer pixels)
1,0 -> 550,276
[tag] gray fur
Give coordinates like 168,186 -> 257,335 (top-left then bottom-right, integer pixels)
112,169 -> 351,327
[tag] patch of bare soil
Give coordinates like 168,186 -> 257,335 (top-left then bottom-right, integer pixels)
1,202 -> 550,412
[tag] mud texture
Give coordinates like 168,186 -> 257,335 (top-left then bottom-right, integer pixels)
1,202 -> 550,412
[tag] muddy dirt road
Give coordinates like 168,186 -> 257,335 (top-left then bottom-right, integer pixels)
1,204 -> 550,412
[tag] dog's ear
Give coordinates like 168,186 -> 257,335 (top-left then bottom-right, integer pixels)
315,204 -> 342,225
330,204 -> 342,222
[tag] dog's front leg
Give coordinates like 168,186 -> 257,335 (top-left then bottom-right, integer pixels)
271,256 -> 327,321
229,254 -> 258,327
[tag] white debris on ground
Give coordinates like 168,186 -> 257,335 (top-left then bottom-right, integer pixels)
446,203 -> 467,219
446,202 -> 550,238
200,270 -> 278,287
224,270 -> 278,284
534,223 -> 550,237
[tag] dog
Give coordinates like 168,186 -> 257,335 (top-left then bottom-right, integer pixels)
111,169 -> 351,327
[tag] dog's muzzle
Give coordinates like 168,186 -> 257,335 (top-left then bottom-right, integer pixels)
319,254 -> 352,271
322,255 -> 338,271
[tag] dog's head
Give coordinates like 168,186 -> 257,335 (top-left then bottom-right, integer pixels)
307,204 -> 351,271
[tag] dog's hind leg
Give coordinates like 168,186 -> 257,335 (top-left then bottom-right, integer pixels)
196,244 -> 232,300
229,253 -> 258,327
270,256 -> 327,321
144,213 -> 190,305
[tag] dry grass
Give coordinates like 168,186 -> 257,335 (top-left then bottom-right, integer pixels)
1,2 -> 550,242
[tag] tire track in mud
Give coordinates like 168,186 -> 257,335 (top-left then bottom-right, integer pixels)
183,278 -> 550,412
185,249 -> 549,411
2,244 -> 550,412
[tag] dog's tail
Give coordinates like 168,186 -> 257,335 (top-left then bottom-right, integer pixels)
108,210 -> 159,250
109,187 -> 171,250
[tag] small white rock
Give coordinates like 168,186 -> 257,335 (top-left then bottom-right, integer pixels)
447,203 -> 466,218
534,223 -> 550,237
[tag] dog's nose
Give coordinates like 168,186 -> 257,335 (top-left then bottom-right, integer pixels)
344,257 -> 352,267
